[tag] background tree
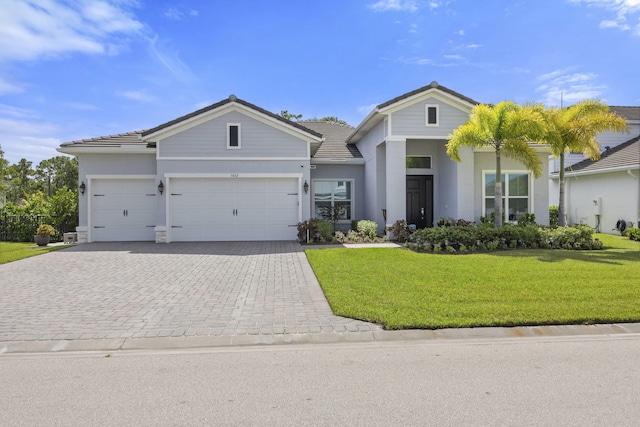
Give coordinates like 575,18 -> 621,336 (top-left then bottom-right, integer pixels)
542,100 -> 628,226
446,101 -> 546,227
5,158 -> 35,204
309,116 -> 349,125
35,156 -> 78,196
280,110 -> 303,121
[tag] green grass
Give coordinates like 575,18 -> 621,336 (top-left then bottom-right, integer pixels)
0,242 -> 69,264
306,234 -> 640,330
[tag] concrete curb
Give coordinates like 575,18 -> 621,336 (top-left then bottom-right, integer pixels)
2,323 -> 640,355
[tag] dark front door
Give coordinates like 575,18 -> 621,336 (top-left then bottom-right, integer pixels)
406,175 -> 433,229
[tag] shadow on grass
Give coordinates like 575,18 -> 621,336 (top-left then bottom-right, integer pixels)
486,246 -> 640,265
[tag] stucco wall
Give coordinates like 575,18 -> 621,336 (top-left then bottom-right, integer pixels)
474,151 -> 550,225
77,153 -> 156,227
554,170 -> 639,233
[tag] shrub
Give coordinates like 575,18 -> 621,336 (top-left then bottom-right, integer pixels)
347,230 -> 360,243
297,219 -> 321,243
549,206 -> 559,228
626,227 -> 640,241
390,220 -> 411,242
436,217 -> 454,227
36,224 -> 55,237
316,220 -> 332,242
517,213 -> 536,227
334,231 -> 346,243
357,220 -> 378,240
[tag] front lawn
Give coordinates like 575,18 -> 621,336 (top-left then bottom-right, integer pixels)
0,242 -> 68,264
306,234 -> 640,329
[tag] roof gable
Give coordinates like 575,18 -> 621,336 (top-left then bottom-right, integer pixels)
141,95 -> 322,143
347,81 -> 479,143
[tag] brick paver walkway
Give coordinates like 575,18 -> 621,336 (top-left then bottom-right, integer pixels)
0,242 -> 379,342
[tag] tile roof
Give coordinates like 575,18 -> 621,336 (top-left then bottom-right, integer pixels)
564,135 -> 640,174
610,106 -> 640,121
300,121 -> 362,160
141,95 -> 322,139
59,130 -> 146,147
377,81 -> 480,110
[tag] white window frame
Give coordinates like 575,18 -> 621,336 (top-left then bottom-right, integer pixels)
482,171 -> 533,222
425,104 -> 439,127
227,123 -> 241,149
312,179 -> 354,222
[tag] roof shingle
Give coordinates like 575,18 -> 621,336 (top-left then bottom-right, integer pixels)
565,135 -> 640,174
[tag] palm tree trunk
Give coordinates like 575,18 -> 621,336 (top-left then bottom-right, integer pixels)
495,151 -> 503,227
558,153 -> 566,227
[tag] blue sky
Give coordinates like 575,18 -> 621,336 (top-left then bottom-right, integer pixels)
1,0 -> 639,164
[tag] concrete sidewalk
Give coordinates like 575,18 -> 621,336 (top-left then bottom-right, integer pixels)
2,322 -> 640,354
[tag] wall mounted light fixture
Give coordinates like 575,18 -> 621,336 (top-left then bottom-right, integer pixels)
158,181 -> 164,195
79,182 -> 86,194
303,180 -> 309,194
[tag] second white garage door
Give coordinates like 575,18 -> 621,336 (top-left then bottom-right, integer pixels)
168,178 -> 300,241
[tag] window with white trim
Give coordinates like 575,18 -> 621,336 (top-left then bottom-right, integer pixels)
313,180 -> 352,221
484,172 -> 530,221
227,124 -> 241,149
406,156 -> 432,169
425,104 -> 439,126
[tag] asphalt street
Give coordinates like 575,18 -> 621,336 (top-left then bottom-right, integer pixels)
1,334 -> 639,426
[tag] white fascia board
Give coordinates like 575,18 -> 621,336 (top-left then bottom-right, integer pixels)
550,164 -> 640,179
144,103 -> 322,144
57,146 -> 155,156
311,158 -> 366,165
378,90 -> 475,115
346,109 -> 382,144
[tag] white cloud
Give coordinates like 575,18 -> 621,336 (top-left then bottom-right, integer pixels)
118,90 -> 156,102
63,102 -> 100,111
0,77 -> 23,95
443,54 -> 463,60
536,69 -> 606,106
189,10 -> 199,17
569,0 -> 640,34
164,7 -> 185,20
148,36 -> 196,83
0,116 -> 61,164
369,0 -> 419,12
0,0 -> 144,62
456,29 -> 465,36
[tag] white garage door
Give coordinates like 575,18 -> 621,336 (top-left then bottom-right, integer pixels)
91,179 -> 157,242
169,178 -> 299,241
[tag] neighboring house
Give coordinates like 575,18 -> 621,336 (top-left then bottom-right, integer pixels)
58,82 -> 552,243
549,107 -> 640,233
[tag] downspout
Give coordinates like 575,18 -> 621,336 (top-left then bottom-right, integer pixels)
630,169 -> 640,227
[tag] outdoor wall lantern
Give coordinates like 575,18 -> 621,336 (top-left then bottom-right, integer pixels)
303,180 -> 309,194
158,180 -> 164,195
79,182 -> 86,194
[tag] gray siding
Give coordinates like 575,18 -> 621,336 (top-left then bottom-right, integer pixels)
390,95 -> 469,137
158,110 -> 308,158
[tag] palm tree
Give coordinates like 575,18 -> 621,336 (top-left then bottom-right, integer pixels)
446,101 -> 546,227
542,100 -> 628,226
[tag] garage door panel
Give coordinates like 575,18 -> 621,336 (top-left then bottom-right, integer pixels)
169,178 -> 299,241
91,179 -> 156,242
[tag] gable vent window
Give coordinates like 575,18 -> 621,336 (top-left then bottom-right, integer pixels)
425,105 -> 439,126
227,124 -> 241,149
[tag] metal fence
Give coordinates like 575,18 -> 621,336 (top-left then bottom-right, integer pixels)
0,213 -> 78,242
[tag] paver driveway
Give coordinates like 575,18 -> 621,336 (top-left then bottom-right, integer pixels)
0,242 -> 379,342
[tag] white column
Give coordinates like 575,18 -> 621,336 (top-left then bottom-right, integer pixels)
385,139 -> 406,227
